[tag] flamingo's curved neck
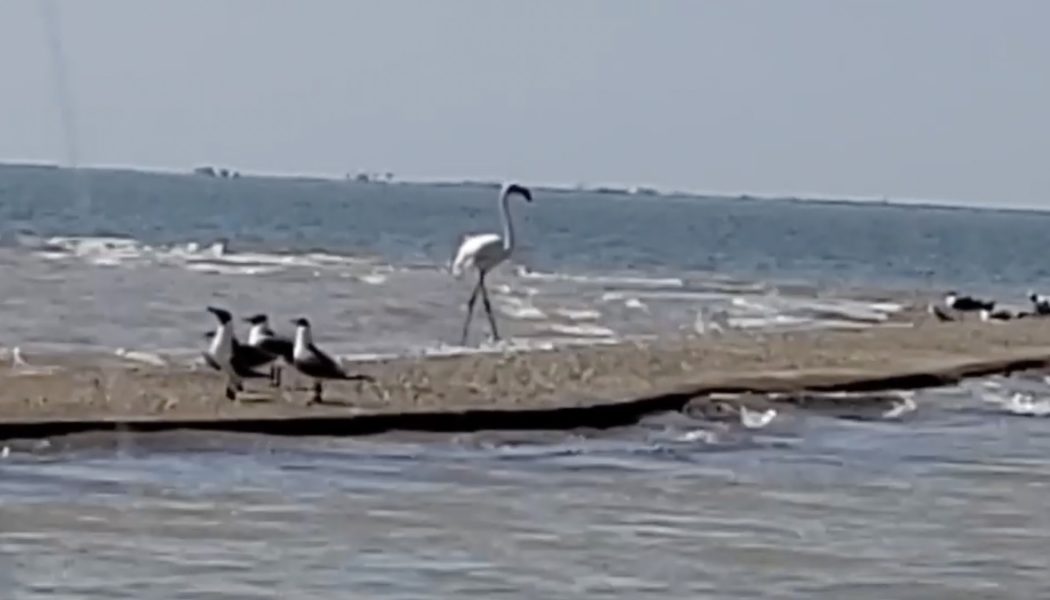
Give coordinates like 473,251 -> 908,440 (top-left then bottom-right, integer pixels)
499,190 -> 515,253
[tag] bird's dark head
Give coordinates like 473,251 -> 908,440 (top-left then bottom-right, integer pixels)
206,306 -> 233,324
502,182 -> 532,203
244,313 -> 269,325
291,317 -> 311,329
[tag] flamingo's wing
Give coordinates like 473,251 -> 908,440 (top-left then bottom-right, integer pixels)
450,233 -> 502,277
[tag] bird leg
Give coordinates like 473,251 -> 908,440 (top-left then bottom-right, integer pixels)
224,379 -> 237,401
460,277 -> 482,345
309,380 -> 324,405
270,364 -> 282,388
479,275 -> 500,342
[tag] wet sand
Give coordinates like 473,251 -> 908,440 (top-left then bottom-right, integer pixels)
1,306 -> 1049,439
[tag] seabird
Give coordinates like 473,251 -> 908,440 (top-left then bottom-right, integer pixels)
980,308 -> 1017,322
1028,291 -> 1050,316
244,313 -> 294,386
927,303 -> 956,322
290,317 -> 373,404
944,291 -> 995,312
203,306 -> 269,400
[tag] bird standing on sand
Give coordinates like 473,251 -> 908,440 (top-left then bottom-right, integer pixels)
203,307 -> 272,400
1028,291 -> 1050,316
450,182 -> 533,345
244,314 -> 294,386
290,317 -> 373,404
944,291 -> 995,312
980,308 -> 1018,322
204,307 -> 250,400
927,303 -> 956,322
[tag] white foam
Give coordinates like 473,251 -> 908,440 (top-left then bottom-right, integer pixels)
516,266 -> 684,288
182,263 -> 283,276
114,348 -> 169,367
995,392 -> 1050,417
740,406 -> 777,429
623,298 -> 650,312
882,393 -> 918,419
357,273 -> 388,285
677,429 -> 720,444
553,308 -> 602,321
733,294 -> 898,324
34,235 -> 377,274
545,323 -> 617,338
497,296 -> 547,320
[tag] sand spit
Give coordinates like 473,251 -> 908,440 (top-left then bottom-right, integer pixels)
1,316 -> 1049,440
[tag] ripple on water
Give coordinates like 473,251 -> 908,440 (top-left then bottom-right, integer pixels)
3,379 -> 1050,597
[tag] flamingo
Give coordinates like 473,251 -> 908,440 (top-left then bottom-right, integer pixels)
450,182 -> 533,345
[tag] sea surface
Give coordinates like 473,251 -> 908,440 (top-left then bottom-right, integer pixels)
3,163 -> 1050,597
0,162 -> 1048,358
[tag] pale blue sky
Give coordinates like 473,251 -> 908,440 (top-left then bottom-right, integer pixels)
0,1 -> 1047,207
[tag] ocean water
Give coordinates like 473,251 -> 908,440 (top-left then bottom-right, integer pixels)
4,376 -> 1050,598
0,163 -> 1046,357
5,163 -> 1050,597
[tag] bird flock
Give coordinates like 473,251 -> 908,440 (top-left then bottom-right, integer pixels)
203,307 -> 372,404
929,290 -> 1050,323
200,181 -> 1042,404
202,182 -> 533,403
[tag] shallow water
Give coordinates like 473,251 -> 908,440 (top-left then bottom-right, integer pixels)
0,163 -> 1046,358
3,378 -> 1050,598
4,165 -> 1050,597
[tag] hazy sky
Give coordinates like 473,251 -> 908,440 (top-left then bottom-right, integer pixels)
1,1 -> 1048,207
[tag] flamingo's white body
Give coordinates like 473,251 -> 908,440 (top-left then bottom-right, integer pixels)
451,183 -> 533,344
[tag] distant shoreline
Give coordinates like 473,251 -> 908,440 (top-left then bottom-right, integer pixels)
0,160 -> 1042,215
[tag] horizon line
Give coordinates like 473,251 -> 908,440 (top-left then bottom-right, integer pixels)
0,158 -> 1041,215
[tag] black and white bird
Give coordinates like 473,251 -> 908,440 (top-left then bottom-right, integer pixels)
927,303 -> 956,322
980,308 -> 1017,322
1028,291 -> 1050,316
290,317 -> 373,404
203,306 -> 269,400
944,291 -> 995,312
244,313 -> 294,386
450,182 -> 533,345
